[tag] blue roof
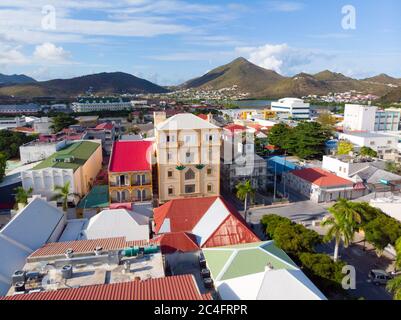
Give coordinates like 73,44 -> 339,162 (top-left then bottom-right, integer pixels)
267,156 -> 299,174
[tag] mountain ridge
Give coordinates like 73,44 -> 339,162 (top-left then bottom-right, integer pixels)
0,72 -> 168,98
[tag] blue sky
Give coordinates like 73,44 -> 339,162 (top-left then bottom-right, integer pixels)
0,0 -> 400,84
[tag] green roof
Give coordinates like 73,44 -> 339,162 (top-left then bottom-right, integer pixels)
77,185 -> 109,209
33,141 -> 100,172
203,241 -> 298,281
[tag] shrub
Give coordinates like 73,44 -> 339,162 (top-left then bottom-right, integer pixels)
299,252 -> 346,293
274,223 -> 321,254
260,214 -> 292,239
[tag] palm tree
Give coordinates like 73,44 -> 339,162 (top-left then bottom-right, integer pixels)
52,181 -> 77,212
235,180 -> 255,222
387,276 -> 401,300
322,211 -> 355,262
322,199 -> 365,262
14,187 -> 33,209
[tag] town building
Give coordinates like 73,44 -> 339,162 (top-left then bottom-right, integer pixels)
108,140 -> 153,204
154,112 -> 222,203
283,167 -> 362,203
0,196 -> 65,295
220,124 -> 268,192
75,116 -> 99,128
0,117 -> 27,130
343,104 -> 401,132
0,103 -> 41,115
339,131 -> 398,160
85,122 -> 115,155
270,98 -> 310,120
76,185 -> 110,218
72,97 -> 132,113
19,140 -> 68,165
32,117 -> 53,134
203,241 -> 326,300
21,141 -> 103,203
153,196 -> 259,248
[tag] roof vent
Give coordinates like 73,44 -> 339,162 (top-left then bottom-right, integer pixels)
65,249 -> 74,259
61,265 -> 73,279
94,246 -> 103,256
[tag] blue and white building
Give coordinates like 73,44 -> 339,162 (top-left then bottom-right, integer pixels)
270,98 -> 310,120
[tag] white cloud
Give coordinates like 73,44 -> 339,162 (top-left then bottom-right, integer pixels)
235,43 -> 331,75
0,47 -> 29,66
265,1 -> 304,12
33,42 -> 71,62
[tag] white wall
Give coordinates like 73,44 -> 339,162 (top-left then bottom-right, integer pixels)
343,104 -> 377,131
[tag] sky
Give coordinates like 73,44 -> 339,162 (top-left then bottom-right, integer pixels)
1,0 -> 401,85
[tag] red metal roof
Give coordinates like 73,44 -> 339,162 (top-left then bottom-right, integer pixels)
2,275 -> 212,300
197,114 -> 208,120
154,196 -> 260,248
154,197 -> 217,233
29,237 -> 153,258
224,124 -> 247,134
109,140 -> 152,173
95,122 -> 114,130
291,168 -> 353,187
156,232 -> 200,254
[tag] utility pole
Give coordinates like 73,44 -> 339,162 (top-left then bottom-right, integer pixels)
273,162 -> 277,202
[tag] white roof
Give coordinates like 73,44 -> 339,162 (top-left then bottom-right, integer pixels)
257,269 -> 326,300
1,197 -> 64,250
216,269 -> 326,301
156,113 -> 220,131
83,209 -> 149,241
0,197 -> 64,296
192,197 -> 230,246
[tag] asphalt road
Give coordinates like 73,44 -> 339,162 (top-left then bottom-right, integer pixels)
316,241 -> 393,300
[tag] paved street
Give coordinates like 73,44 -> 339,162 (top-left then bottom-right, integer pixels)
248,200 -> 328,224
316,239 -> 394,300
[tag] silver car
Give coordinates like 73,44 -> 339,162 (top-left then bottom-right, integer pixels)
368,270 -> 392,285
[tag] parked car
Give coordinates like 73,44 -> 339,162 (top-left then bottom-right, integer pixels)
368,269 -> 392,285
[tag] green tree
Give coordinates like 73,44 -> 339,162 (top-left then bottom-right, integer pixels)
337,140 -> 354,155
51,181 -> 77,212
299,252 -> 345,292
322,211 -> 355,262
273,223 -> 321,254
0,152 -> 6,183
235,180 -> 255,221
50,114 -> 78,133
0,130 -> 37,159
395,237 -> 401,271
261,214 -> 292,239
316,112 -> 337,131
267,123 -> 291,149
360,146 -> 377,158
387,276 -> 401,300
285,122 -> 331,159
385,161 -> 401,175
14,186 -> 33,209
363,215 -> 401,256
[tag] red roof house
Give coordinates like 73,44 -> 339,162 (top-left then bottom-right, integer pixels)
1,275 -> 212,300
109,141 -> 152,173
155,232 -> 200,254
290,168 -> 353,187
154,196 -> 260,248
223,124 -> 247,134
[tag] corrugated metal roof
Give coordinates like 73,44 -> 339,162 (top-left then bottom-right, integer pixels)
29,237 -> 155,258
2,275 -> 212,300
155,232 -> 199,254
154,197 -> 260,249
109,140 -> 152,173
291,168 -> 353,187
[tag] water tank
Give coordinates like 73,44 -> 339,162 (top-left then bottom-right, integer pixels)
61,265 -> 73,279
14,281 -> 26,292
121,247 -> 139,257
12,270 -> 26,285
143,245 -> 159,255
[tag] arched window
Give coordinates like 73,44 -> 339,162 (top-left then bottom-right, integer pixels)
142,189 -> 147,200
137,190 -> 142,200
185,168 -> 195,180
168,186 -> 174,196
